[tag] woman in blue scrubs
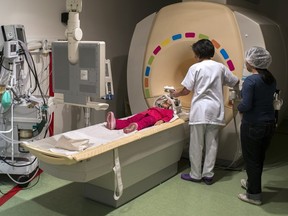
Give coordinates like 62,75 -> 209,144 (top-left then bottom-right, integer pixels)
237,46 -> 276,205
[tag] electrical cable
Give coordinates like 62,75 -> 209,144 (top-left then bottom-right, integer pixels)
18,41 -> 47,105
20,169 -> 41,189
0,155 -> 37,167
7,167 -> 40,185
0,168 -> 41,195
0,102 -> 14,134
226,103 -> 243,169
215,98 -> 243,171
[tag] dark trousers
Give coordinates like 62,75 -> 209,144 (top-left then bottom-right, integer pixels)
240,121 -> 275,197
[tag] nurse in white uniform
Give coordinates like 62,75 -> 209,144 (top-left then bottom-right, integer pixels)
170,39 -> 239,185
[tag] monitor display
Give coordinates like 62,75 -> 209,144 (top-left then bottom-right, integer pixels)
0,24 -> 27,52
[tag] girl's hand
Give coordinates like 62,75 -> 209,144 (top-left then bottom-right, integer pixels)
154,120 -> 164,126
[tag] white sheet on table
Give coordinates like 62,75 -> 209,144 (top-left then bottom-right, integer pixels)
39,115 -> 178,156
48,123 -> 133,155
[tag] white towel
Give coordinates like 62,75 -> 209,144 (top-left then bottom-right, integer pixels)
54,134 -> 90,151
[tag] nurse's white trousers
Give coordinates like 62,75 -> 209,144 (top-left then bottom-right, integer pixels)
189,124 -> 221,179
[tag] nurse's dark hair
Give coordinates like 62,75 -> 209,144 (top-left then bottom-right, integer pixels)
256,68 -> 276,85
192,39 -> 215,59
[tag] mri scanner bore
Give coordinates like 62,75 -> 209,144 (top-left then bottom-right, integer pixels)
23,1 -> 287,208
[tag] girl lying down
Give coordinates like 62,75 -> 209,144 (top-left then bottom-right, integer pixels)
106,99 -> 175,133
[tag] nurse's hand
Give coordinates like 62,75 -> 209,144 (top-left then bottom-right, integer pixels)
169,89 -> 176,98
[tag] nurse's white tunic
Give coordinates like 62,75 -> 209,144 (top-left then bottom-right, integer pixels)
182,59 -> 239,125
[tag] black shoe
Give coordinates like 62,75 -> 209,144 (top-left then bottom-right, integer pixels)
202,177 -> 213,185
181,173 -> 201,183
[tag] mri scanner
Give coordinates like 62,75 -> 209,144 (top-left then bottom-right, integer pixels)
22,1 -> 287,207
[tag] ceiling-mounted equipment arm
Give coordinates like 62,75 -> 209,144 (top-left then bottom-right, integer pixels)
65,0 -> 83,64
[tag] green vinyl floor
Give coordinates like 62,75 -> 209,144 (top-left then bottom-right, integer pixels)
1,121 -> 288,216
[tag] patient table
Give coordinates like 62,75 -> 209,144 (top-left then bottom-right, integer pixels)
23,118 -> 188,207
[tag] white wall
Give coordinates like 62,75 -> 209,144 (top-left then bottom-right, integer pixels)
1,0 -> 66,41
